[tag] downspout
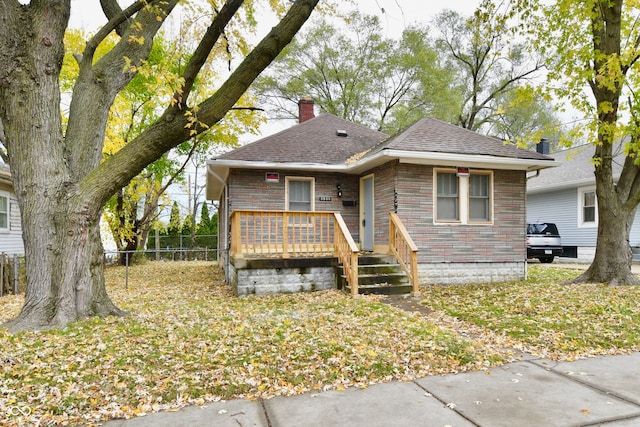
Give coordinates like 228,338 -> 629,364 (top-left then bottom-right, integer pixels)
209,168 -> 230,281
527,170 -> 540,180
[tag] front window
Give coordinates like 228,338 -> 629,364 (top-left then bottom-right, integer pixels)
434,169 -> 493,224
583,191 -> 596,223
436,172 -> 459,221
469,173 -> 491,222
579,188 -> 597,227
286,177 -> 314,211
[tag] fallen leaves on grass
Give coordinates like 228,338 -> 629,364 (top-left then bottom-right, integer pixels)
422,265 -> 640,361
0,261 -> 507,426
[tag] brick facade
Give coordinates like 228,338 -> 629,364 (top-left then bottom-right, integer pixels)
394,166 -> 526,264
226,168 -> 361,236
220,163 -> 528,289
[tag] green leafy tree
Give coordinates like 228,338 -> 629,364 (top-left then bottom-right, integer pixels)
63,29 -> 260,265
167,202 -> 182,238
197,202 -> 217,250
486,86 -> 564,150
182,213 -> 194,238
432,1 -> 548,133
532,0 -> 640,284
0,0 -> 324,332
253,11 -> 450,132
197,202 -> 213,235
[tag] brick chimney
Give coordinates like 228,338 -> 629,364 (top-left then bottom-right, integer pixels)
298,97 -> 315,123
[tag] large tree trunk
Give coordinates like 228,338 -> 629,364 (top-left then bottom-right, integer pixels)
0,0 -> 320,332
0,3 -> 124,332
570,0 -> 640,286
572,182 -> 640,285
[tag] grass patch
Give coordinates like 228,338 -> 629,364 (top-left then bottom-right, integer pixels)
422,265 -> 640,359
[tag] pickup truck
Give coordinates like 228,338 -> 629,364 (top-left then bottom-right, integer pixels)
526,223 -> 563,263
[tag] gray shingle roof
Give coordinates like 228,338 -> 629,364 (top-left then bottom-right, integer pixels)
216,114 -> 388,164
527,142 -> 625,192
368,117 -> 551,161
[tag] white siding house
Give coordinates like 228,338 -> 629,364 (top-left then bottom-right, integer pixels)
526,143 -> 640,262
0,164 -> 24,256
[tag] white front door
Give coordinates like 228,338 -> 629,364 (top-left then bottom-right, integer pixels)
360,175 -> 374,251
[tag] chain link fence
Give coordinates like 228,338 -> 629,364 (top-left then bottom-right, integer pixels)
0,235 -> 219,296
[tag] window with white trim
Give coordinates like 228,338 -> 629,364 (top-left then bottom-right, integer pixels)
286,177 -> 314,211
434,169 -> 493,224
578,187 -> 597,227
0,193 -> 8,231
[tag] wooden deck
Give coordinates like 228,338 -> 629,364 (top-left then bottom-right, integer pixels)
230,210 -> 419,296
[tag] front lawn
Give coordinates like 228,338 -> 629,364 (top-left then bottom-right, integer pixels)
0,262 -> 638,426
422,266 -> 640,360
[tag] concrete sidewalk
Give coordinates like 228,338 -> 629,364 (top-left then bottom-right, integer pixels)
102,352 -> 640,427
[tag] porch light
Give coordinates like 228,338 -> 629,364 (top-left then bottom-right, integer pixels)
336,184 -> 342,198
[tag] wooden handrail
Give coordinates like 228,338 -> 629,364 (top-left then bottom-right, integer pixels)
229,210 -> 359,295
388,212 -> 420,296
333,212 -> 359,295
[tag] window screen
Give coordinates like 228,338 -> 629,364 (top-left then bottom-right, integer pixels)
288,180 -> 312,211
469,174 -> 490,221
436,172 -> 459,220
0,196 -> 7,229
583,191 -> 596,223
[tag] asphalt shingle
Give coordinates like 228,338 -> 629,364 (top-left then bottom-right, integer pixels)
214,115 -> 551,166
369,117 -> 551,161
216,114 -> 388,164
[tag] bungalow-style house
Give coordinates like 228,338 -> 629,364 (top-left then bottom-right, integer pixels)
0,163 -> 24,256
206,99 -> 557,296
526,142 -> 640,262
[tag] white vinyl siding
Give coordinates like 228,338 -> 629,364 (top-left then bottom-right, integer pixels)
0,193 -> 7,230
0,189 -> 25,255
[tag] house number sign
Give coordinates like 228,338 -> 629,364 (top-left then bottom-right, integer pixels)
319,196 -> 332,201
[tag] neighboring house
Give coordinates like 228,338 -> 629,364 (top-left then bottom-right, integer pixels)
206,99 -> 556,295
0,163 -> 24,256
526,142 -> 640,262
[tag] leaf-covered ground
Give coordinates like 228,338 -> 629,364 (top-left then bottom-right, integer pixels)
0,261 -> 504,426
0,262 -> 638,426
422,266 -> 640,361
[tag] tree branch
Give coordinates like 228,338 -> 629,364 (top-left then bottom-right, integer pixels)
84,1 -> 153,65
81,0 -> 320,214
170,0 -> 245,111
99,0 -> 129,37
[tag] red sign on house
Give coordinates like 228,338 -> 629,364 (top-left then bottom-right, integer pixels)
265,172 -> 279,183
456,167 -> 470,176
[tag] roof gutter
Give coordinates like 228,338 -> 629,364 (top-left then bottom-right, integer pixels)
350,149 -> 561,173
206,148 -> 560,199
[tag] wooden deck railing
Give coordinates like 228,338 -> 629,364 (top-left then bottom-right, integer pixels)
230,210 -> 359,292
389,212 -> 420,296
333,213 -> 360,296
